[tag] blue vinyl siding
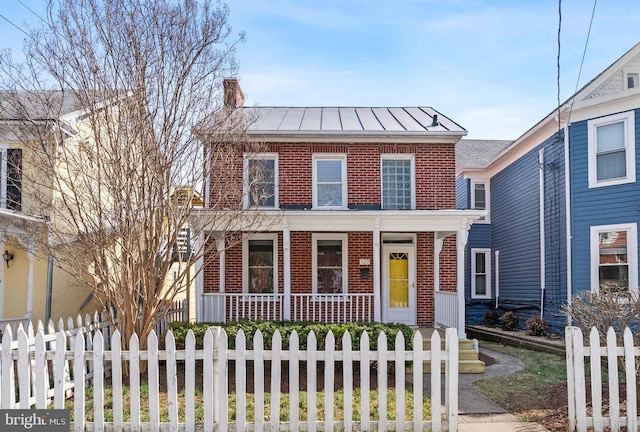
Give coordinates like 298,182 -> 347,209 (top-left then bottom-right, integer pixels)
541,132 -> 567,330
491,145 -> 542,305
456,176 -> 470,209
466,224 -> 493,324
569,109 -> 640,296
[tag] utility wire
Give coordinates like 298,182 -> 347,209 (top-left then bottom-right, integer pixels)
567,0 -> 597,122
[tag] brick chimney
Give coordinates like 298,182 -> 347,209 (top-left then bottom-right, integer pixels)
223,78 -> 244,109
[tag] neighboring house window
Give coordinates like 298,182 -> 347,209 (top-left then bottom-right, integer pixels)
590,223 -> 638,294
588,111 -> 636,188
313,154 -> 347,209
471,248 -> 491,299
243,234 -> 278,293
471,181 -> 488,222
381,155 -> 415,210
0,147 -> 22,211
313,234 -> 347,294
244,153 -> 278,208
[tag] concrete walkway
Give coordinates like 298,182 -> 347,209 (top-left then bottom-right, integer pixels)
420,346 -> 551,431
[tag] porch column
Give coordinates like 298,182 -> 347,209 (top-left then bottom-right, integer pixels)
25,249 -> 35,321
434,236 -> 444,292
194,231 -> 205,322
373,219 -> 381,322
283,219 -> 291,320
456,223 -> 471,339
217,236 -> 226,293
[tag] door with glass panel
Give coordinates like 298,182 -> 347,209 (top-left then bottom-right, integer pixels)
383,245 -> 416,325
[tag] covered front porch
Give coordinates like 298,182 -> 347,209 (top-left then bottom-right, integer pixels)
193,209 -> 482,337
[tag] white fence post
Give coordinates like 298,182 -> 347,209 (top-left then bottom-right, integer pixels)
0,324 -> 462,431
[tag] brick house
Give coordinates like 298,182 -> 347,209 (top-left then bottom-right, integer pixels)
195,79 -> 483,336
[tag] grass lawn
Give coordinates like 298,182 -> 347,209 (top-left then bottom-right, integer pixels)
473,340 -> 568,430
67,384 -> 432,423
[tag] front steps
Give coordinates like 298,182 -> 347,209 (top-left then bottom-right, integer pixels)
418,328 -> 485,374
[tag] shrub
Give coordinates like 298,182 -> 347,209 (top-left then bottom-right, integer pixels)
168,319 -> 414,351
525,315 -> 547,336
499,311 -> 520,331
483,309 -> 500,327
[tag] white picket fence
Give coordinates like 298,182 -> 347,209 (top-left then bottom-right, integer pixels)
566,325 -> 640,432
1,325 -> 460,431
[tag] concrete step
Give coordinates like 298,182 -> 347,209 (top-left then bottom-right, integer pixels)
423,338 -> 476,351
424,358 -> 486,374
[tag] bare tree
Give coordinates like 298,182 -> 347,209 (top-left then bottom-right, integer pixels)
0,0 -> 267,346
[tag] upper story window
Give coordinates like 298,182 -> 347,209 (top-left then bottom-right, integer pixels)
313,154 -> 347,209
381,155 -> 415,210
313,234 -> 347,294
243,233 -> 278,294
471,248 -> 491,299
590,223 -> 638,294
588,111 -> 636,188
471,181 -> 488,222
0,147 -> 22,211
624,68 -> 640,90
244,153 -> 278,209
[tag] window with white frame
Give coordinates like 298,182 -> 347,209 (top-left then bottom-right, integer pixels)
313,234 -> 347,294
244,153 -> 278,208
313,154 -> 347,209
381,155 -> 415,210
590,223 -> 638,294
471,248 -> 491,299
471,181 -> 488,222
0,146 -> 21,211
243,234 -> 278,294
588,111 -> 636,188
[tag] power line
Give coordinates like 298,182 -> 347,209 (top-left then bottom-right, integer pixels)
17,0 -> 47,24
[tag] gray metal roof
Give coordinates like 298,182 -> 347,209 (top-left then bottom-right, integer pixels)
243,106 -> 465,135
0,91 -> 83,120
456,139 -> 513,170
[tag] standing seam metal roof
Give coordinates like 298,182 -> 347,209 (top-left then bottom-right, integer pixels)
243,106 -> 465,134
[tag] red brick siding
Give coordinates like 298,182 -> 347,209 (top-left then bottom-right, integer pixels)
439,235 -> 458,292
206,141 -> 457,210
416,232 -> 435,327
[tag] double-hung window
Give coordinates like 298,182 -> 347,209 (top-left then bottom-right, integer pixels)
588,111 -> 636,188
243,234 -> 278,294
590,223 -> 638,294
471,248 -> 491,299
0,146 -> 21,211
313,154 -> 347,209
471,181 -> 488,222
244,153 -> 278,208
313,234 -> 347,294
381,155 -> 415,210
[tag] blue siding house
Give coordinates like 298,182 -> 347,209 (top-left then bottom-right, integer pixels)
457,42 -> 640,332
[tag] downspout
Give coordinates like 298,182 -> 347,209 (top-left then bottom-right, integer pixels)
45,224 -> 53,326
563,123 -> 573,325
494,250 -> 499,309
539,148 -> 546,319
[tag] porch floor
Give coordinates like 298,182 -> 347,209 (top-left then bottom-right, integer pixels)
417,327 -> 485,374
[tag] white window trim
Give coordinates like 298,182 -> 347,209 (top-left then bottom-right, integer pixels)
471,248 -> 492,299
380,154 -> 416,210
470,180 -> 490,223
590,223 -> 638,294
312,154 -> 347,209
0,144 -> 8,209
623,68 -> 640,90
242,233 -> 279,294
587,111 -> 636,188
312,233 -> 348,295
243,152 -> 279,209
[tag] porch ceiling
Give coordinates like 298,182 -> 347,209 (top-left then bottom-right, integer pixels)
191,208 -> 485,233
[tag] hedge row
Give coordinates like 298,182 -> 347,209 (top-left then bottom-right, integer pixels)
168,320 -> 414,351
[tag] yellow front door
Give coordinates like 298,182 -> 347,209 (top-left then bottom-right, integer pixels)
383,245 -> 416,324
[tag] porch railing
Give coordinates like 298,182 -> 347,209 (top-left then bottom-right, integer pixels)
0,317 -> 29,340
201,292 -> 374,323
434,291 -> 458,330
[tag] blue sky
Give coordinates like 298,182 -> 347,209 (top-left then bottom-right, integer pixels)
3,1 -> 640,139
